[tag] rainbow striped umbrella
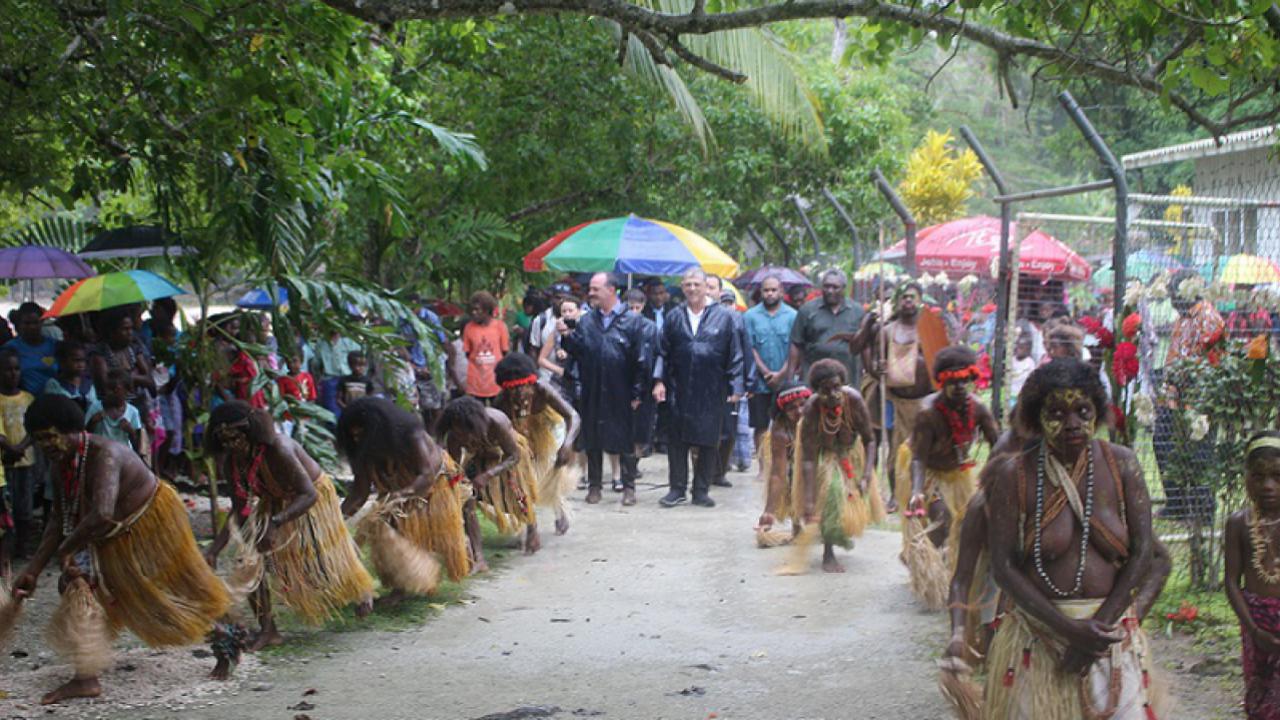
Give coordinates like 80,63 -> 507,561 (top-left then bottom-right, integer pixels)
45,269 -> 187,318
523,215 -> 739,277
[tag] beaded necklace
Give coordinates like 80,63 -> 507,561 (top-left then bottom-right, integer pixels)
1032,442 -> 1095,598
819,401 -> 844,436
230,446 -> 268,519
61,432 -> 89,537
935,396 -> 976,466
1248,505 -> 1280,585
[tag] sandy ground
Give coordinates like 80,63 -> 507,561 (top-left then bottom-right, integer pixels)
0,454 -> 1243,719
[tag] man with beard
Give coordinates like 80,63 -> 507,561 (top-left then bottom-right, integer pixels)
744,276 -> 797,455
652,268 -> 743,508
559,272 -> 647,505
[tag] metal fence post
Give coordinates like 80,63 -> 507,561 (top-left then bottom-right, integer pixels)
822,186 -> 862,268
959,125 -> 1013,416
870,167 -> 917,275
790,195 -> 823,260
1059,90 -> 1129,412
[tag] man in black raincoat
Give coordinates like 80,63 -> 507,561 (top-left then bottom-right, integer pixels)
652,268 -> 744,508
560,272 -> 648,506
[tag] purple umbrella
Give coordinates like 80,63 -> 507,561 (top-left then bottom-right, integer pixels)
0,245 -> 95,280
735,264 -> 812,289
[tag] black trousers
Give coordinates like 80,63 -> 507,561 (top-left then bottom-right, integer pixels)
667,437 -> 717,498
587,448 -> 637,490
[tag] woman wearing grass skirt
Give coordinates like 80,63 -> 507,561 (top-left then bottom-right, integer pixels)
493,353 -> 579,535
204,400 -> 374,670
10,395 -> 230,704
982,358 -> 1162,719
790,359 -> 878,574
338,397 -> 472,589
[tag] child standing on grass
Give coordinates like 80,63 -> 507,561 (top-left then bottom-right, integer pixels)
1226,430 -> 1280,720
85,368 -> 144,454
0,350 -> 34,563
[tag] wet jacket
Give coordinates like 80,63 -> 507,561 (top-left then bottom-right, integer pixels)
656,302 -> 744,448
562,305 -> 648,454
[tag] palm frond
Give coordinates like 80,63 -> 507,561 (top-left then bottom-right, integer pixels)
613,25 -> 713,150
3,216 -> 93,251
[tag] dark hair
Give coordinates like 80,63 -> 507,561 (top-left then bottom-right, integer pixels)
469,291 -> 498,315
895,281 -> 923,300
103,368 -> 131,392
54,340 -> 84,363
205,400 -> 274,453
1247,430 -> 1280,466
934,345 -> 978,378
494,351 -> 537,386
99,306 -> 133,334
437,396 -> 489,440
1014,358 -> 1109,438
642,276 -> 665,289
24,394 -> 85,435
347,350 -> 366,367
594,272 -> 622,291
14,301 -> 43,321
335,396 -> 429,472
624,288 -> 646,304
807,358 -> 847,388
0,348 -> 17,367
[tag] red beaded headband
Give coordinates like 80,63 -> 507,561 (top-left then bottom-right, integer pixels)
936,365 -> 979,383
500,374 -> 538,390
775,387 -> 812,410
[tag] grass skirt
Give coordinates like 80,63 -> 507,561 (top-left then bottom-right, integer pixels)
756,434 -> 795,548
983,601 -> 1165,720
0,578 -> 21,650
790,424 -> 868,549
520,408 -> 572,522
357,455 -> 470,586
895,444 -> 977,610
476,434 -> 539,534
93,482 -> 230,646
243,474 -> 374,625
48,576 -> 114,677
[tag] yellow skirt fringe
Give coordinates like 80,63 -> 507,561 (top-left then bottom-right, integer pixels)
48,576 -> 114,677
790,423 -> 869,547
520,408 -> 572,522
362,455 -> 471,584
896,445 -> 978,610
94,481 -> 230,646
983,601 -> 1166,720
477,433 -> 539,534
247,474 -> 374,626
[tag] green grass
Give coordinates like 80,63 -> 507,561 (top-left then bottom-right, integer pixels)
258,512 -> 518,657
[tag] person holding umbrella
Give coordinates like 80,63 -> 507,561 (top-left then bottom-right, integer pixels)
652,268 -> 743,508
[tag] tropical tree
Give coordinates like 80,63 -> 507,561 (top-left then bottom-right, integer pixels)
898,129 -> 983,226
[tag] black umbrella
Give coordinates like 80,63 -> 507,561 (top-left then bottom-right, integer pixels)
79,225 -> 193,259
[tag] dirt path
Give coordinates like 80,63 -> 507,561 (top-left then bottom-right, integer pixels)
1,455 -> 1241,719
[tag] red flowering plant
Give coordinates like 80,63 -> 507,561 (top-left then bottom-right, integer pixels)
1079,315 -> 1114,349
1101,312 -> 1144,445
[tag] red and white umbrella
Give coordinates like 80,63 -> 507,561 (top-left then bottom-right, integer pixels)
880,215 -> 1091,282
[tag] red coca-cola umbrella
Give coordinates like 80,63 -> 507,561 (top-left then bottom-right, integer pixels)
880,215 -> 1090,282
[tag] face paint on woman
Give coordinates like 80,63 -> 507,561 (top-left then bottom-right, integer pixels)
1039,388 -> 1094,451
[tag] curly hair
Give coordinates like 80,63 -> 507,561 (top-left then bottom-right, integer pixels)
24,394 -> 86,435
494,352 -> 538,386
469,291 -> 498,316
437,396 -> 489,441
933,345 -> 977,378
807,358 -> 847,389
205,400 -> 275,453
1013,358 -> 1109,438
335,396 -> 428,473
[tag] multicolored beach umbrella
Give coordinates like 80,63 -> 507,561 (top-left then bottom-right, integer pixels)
45,269 -> 187,318
523,215 -> 739,277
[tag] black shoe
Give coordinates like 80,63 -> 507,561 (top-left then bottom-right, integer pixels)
612,479 -> 623,492
690,494 -> 716,508
733,462 -> 750,473
659,491 -> 687,507
711,477 -> 733,488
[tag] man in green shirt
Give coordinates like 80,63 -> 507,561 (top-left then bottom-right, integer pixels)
784,269 -> 874,385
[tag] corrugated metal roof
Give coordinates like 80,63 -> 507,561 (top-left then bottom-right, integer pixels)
1122,125 -> 1277,170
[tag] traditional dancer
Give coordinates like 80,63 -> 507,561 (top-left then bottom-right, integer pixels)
1226,431 -> 1280,719
437,396 -> 540,558
10,395 -> 230,704
864,281 -> 933,509
337,397 -> 471,593
897,346 -> 999,609
789,359 -> 878,573
204,402 -> 373,662
493,353 -> 579,534
754,381 -> 811,547
982,358 -> 1159,720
